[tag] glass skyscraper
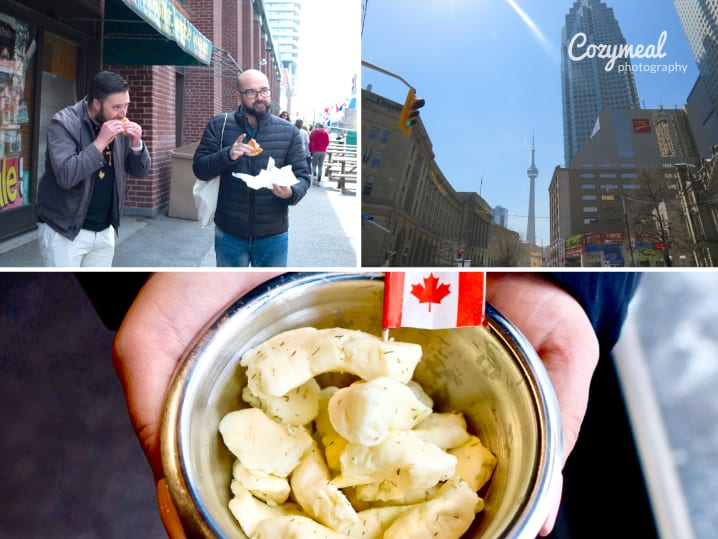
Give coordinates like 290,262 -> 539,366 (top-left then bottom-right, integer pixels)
265,1 -> 302,111
561,0 -> 641,165
675,0 -> 718,121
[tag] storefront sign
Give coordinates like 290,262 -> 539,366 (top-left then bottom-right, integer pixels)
120,0 -> 212,64
0,157 -> 23,210
587,243 -> 624,266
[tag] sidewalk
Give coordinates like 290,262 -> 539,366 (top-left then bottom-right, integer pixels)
0,179 -> 359,268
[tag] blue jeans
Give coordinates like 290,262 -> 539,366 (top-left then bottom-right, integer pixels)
214,226 -> 288,267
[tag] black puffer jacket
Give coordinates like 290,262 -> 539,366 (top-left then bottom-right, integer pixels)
192,107 -> 311,238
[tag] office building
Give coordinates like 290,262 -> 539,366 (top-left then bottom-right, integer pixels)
561,0 -> 641,164
361,89 -> 497,267
550,107 -> 700,266
265,0 -> 302,114
492,206 -> 509,228
675,0 -> 718,157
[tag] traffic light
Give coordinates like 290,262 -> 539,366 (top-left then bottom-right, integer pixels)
398,88 -> 425,137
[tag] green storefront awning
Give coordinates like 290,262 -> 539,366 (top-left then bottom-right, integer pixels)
104,0 -> 212,66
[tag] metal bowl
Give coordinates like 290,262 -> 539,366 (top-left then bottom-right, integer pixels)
161,272 -> 562,538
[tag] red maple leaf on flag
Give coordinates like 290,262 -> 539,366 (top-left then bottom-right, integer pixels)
410,273 -> 452,312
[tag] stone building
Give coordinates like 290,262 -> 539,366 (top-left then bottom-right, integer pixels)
362,89 -> 499,267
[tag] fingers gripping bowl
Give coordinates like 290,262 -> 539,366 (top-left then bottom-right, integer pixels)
160,273 -> 563,538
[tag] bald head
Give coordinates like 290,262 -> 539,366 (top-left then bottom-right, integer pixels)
238,69 -> 269,92
237,69 -> 272,124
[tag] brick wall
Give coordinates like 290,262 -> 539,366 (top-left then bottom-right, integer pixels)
241,0 -> 256,69
102,0 -> 281,215
222,0 -> 241,109
104,65 -> 176,216
183,0 -> 224,145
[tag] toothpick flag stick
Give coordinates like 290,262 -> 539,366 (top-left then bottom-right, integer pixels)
382,271 -> 486,342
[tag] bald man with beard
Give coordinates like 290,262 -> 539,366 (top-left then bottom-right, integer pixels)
192,69 -> 311,267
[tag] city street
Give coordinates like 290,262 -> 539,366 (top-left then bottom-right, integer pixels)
0,178 -> 359,268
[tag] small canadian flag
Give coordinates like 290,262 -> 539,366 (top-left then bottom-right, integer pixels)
383,271 -> 486,330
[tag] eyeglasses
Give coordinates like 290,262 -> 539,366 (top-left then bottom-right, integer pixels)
239,87 -> 271,99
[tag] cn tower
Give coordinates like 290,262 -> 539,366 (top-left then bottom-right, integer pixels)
526,131 -> 538,245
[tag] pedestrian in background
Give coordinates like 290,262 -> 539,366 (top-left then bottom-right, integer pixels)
192,69 -> 310,267
36,70 -> 150,267
309,123 -> 329,185
295,118 -> 311,171
279,110 -> 289,121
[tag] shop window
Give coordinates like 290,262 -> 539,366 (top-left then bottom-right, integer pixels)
37,32 -> 79,180
0,14 -> 36,213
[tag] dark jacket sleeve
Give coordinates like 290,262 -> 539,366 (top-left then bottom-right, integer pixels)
192,114 -> 234,181
123,140 -> 151,179
548,271 -> 642,352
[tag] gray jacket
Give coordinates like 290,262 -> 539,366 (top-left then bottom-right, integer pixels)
37,98 -> 151,240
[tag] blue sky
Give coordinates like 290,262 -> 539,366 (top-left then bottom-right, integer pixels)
361,0 -> 698,246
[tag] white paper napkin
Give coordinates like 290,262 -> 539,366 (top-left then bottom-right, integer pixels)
232,157 -> 299,190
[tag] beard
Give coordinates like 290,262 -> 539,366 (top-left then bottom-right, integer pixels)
90,99 -> 110,125
244,98 -> 270,120
95,109 -> 108,125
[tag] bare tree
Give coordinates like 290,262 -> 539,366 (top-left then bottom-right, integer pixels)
624,169 -> 694,267
488,234 -> 523,266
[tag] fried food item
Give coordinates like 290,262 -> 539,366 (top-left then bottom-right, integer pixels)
448,435 -> 498,492
328,376 -> 432,446
242,377 -> 321,426
253,515 -> 347,539
240,327 -> 422,398
290,441 -> 359,531
228,482 -> 304,537
314,386 -> 347,472
108,118 -> 130,144
247,138 -> 263,156
341,505 -> 408,538
331,430 -> 457,492
382,477 -> 480,539
231,460 -> 290,505
412,412 -> 472,450
218,407 -> 312,477
220,328 -> 496,539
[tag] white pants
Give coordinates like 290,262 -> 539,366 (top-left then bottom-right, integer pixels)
38,223 -> 115,267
